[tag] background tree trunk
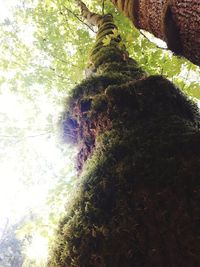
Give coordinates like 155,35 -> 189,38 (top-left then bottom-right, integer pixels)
48,3 -> 200,266
110,0 -> 200,66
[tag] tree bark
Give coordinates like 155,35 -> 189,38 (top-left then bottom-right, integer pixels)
110,0 -> 200,66
48,2 -> 200,266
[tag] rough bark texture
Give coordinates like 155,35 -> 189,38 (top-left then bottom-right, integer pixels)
110,0 -> 200,66
48,5 -> 200,267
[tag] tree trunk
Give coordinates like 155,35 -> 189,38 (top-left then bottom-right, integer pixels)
48,3 -> 200,266
110,0 -> 200,66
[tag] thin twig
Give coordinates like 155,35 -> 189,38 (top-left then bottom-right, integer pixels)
139,30 -> 168,51
182,65 -> 192,90
0,131 -> 52,139
63,6 -> 95,33
49,67 -> 70,80
102,0 -> 105,15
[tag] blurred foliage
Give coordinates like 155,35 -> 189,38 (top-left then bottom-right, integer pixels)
0,0 -> 199,266
0,221 -> 25,267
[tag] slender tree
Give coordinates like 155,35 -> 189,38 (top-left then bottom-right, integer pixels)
110,0 -> 200,66
48,1 -> 200,266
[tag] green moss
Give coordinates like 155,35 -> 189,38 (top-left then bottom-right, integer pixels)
51,71 -> 200,266
96,27 -> 116,43
69,73 -> 130,100
50,11 -> 200,267
97,22 -> 116,37
96,61 -> 145,79
90,42 -> 103,57
49,110 -> 200,266
98,14 -> 114,26
91,94 -> 108,113
91,45 -> 123,67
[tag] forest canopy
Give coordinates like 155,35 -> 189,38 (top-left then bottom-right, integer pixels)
0,0 -> 199,266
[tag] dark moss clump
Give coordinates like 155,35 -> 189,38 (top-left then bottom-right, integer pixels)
61,74 -> 200,170
49,107 -> 200,267
51,71 -> 200,266
70,74 -> 128,99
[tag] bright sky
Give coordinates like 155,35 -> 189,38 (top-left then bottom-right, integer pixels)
0,0 -> 75,263
0,87 -> 75,255
0,0 -> 13,21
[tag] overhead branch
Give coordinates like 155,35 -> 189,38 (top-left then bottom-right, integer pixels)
62,6 -> 95,32
76,0 -> 102,26
139,30 -> 168,51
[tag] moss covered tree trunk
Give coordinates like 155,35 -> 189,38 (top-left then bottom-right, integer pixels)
48,2 -> 200,266
110,0 -> 200,66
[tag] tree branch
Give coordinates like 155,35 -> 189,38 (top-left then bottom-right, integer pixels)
75,0 -> 102,26
139,30 -> 168,51
62,6 -> 95,33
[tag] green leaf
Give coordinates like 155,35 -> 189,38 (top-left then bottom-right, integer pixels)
102,35 -> 112,46
112,28 -> 119,38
